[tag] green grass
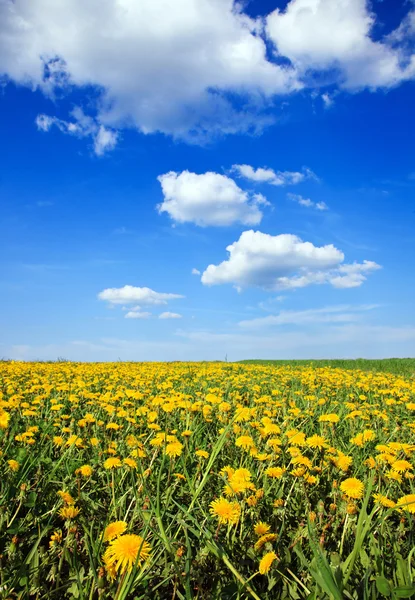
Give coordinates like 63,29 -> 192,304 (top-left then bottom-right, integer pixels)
239,358 -> 415,376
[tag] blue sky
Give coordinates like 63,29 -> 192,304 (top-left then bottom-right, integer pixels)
1,0 -> 415,361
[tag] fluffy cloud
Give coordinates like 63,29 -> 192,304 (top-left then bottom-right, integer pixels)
191,268 -> 201,276
232,164 -> 317,186
98,285 -> 184,305
266,0 -> 415,89
288,193 -> 328,210
1,0 -> 414,148
201,230 -> 380,290
36,109 -> 118,155
157,170 -> 269,226
0,0 -> 299,142
125,311 -> 152,319
159,312 -> 182,319
239,303 -> 378,328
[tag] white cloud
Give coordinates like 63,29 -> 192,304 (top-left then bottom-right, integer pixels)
93,125 -> 118,156
0,0 -> 414,149
266,0 -> 415,90
232,164 -> 317,186
239,303 -> 378,329
159,312 -> 182,319
321,92 -> 334,108
191,268 -> 201,275
201,230 -> 380,290
330,260 -> 381,288
157,170 -> 269,226
288,193 -> 328,210
36,109 -> 118,155
316,201 -> 328,210
0,0 -> 300,142
98,285 -> 184,305
125,311 -> 151,319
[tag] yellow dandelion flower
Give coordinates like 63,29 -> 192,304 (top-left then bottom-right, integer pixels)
59,506 -> 80,520
386,469 -> 402,482
7,459 -> 19,472
165,442 -> 183,457
195,450 -> 209,459
373,494 -> 396,508
306,435 -> 327,449
123,458 -> 137,469
254,522 -> 270,536
259,551 -> 278,575
104,521 -> 128,542
265,467 -> 285,478
319,414 -> 340,423
76,464 -> 93,477
396,494 -> 415,514
254,533 -> 277,551
103,534 -> 151,575
362,429 -> 375,442
391,460 -> 413,473
209,497 -> 241,525
104,457 -> 122,469
57,490 -> 75,505
340,478 -> 364,500
235,435 -> 255,450
336,454 -> 353,472
0,411 -> 10,429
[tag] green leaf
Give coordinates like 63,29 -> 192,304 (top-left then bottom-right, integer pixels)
68,581 -> 80,598
360,548 -> 370,569
394,586 -> 415,598
376,576 -> 392,597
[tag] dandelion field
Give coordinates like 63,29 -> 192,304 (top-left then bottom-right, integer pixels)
1,362 -> 415,599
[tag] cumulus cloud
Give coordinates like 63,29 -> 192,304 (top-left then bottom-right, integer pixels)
1,0 -> 414,149
232,164 -> 318,186
288,193 -> 328,210
98,285 -> 184,305
36,109 -> 118,155
191,268 -> 201,275
159,312 -> 182,319
157,170 -> 269,226
0,0 -> 299,142
201,230 -> 381,290
266,0 -> 415,89
239,303 -> 379,328
125,311 -> 152,319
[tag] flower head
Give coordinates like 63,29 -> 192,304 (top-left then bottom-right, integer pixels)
58,490 -> 75,505
165,441 -> 183,457
254,533 -> 277,551
0,411 -> 10,430
103,534 -> 151,575
104,457 -> 122,469
104,521 -> 128,542
254,522 -> 270,536
340,478 -> 364,500
209,497 -> 241,525
259,551 -> 278,574
59,506 -> 80,520
76,464 -> 93,477
396,494 -> 415,514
